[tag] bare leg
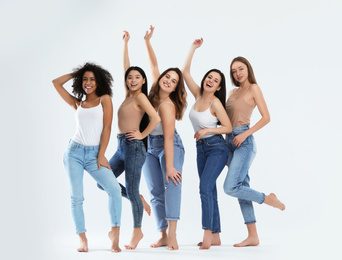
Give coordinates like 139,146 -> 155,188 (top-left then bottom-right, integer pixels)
150,229 -> 168,248
234,223 -> 259,247
197,232 -> 221,246
167,221 -> 178,250
108,227 -> 121,253
199,230 -> 212,250
124,227 -> 143,249
140,195 -> 151,216
77,233 -> 88,252
264,193 -> 285,211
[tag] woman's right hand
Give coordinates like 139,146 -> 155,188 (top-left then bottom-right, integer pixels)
192,38 -> 203,49
144,25 -> 155,41
166,167 -> 182,185
123,30 -> 130,43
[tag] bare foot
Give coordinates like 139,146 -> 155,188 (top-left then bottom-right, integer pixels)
77,233 -> 88,252
234,236 -> 259,247
125,228 -> 143,250
197,232 -> 221,246
108,227 -> 121,253
199,230 -> 212,250
167,231 -> 178,250
264,193 -> 285,211
150,230 -> 168,248
140,195 -> 151,216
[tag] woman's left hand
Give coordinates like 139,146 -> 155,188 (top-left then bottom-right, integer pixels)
194,129 -> 208,141
126,129 -> 143,140
97,154 -> 111,170
232,132 -> 248,148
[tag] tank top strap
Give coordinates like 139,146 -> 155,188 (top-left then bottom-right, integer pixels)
209,98 -> 219,108
157,101 -> 175,113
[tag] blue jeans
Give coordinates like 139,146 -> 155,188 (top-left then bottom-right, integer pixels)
143,132 -> 185,231
196,134 -> 228,233
98,134 -> 146,228
224,125 -> 265,224
63,140 -> 122,234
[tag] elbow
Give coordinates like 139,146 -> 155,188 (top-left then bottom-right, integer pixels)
264,115 -> 271,125
227,125 -> 233,133
52,79 -> 57,87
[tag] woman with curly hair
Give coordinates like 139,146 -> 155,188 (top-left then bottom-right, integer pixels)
52,63 -> 122,252
98,31 -> 161,250
182,38 -> 232,250
142,26 -> 187,250
224,56 -> 285,247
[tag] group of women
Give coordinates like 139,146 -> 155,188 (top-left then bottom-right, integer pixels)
52,26 -> 285,253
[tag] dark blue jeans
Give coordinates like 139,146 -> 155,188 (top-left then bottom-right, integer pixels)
98,134 -> 146,228
196,134 -> 228,233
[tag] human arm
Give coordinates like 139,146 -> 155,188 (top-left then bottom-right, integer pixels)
52,73 -> 79,110
182,38 -> 203,99
232,84 -> 270,147
159,103 -> 182,185
125,93 -> 161,140
144,25 -> 160,84
123,31 -> 130,75
98,94 -> 113,169
194,99 -> 233,140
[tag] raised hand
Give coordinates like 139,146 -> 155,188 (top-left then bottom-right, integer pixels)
144,25 -> 155,41
192,38 -> 203,49
123,30 -> 130,43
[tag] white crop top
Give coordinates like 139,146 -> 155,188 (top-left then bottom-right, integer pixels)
72,98 -> 104,146
189,97 -> 218,139
150,101 -> 175,136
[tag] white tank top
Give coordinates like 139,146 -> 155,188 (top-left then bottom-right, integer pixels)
150,101 -> 175,135
72,98 -> 104,146
189,97 -> 218,139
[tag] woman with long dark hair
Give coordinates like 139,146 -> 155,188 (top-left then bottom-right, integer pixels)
182,38 -> 232,250
98,31 -> 160,250
53,63 -> 122,252
142,26 -> 187,250
224,56 -> 285,247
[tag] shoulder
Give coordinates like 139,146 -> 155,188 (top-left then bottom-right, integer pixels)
159,101 -> 175,110
100,94 -> 113,106
135,92 -> 149,102
211,98 -> 224,110
249,84 -> 261,93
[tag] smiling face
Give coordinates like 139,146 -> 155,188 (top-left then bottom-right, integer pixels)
231,61 -> 249,85
203,71 -> 221,93
125,70 -> 145,93
82,71 -> 97,95
158,70 -> 179,94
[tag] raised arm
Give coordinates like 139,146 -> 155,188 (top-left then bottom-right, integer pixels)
182,38 -> 203,99
52,73 -> 79,110
144,25 -> 160,84
194,100 -> 232,140
97,94 -> 113,169
125,93 -> 161,140
123,31 -> 130,74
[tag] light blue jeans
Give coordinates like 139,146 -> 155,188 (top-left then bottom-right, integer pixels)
224,125 -> 265,224
197,134 -> 228,233
63,140 -> 122,234
143,131 -> 185,231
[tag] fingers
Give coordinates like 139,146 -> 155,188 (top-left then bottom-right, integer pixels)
97,162 -> 100,170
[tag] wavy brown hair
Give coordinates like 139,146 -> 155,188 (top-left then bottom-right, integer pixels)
148,68 -> 187,120
230,56 -> 257,87
72,62 -> 113,101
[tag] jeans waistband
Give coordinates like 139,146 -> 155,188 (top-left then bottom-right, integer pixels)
69,140 -> 99,150
196,134 -> 223,144
231,125 -> 250,134
149,130 -> 180,140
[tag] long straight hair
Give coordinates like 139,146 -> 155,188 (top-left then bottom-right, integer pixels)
200,69 -> 226,125
125,66 -> 149,149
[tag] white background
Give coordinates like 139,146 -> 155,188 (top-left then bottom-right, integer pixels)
1,0 -> 341,259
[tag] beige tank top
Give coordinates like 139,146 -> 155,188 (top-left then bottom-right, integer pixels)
226,90 -> 255,128
117,96 -> 144,133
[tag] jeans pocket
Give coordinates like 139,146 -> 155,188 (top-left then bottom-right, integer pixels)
68,141 -> 79,151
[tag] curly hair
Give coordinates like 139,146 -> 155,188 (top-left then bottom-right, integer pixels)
72,62 -> 113,101
230,56 -> 257,87
200,69 -> 226,125
148,68 -> 187,120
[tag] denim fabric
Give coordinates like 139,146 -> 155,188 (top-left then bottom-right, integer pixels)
224,125 -> 265,224
143,131 -> 185,231
63,140 -> 122,234
196,134 -> 228,233
98,134 -> 146,228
